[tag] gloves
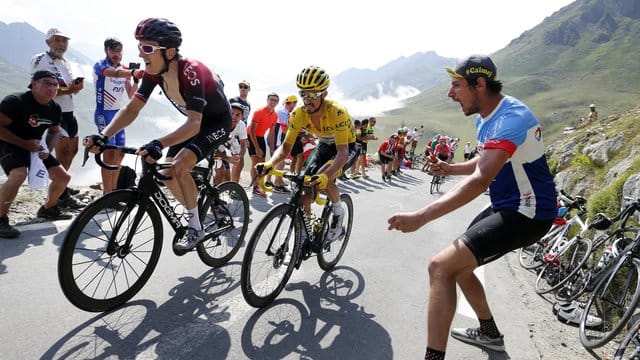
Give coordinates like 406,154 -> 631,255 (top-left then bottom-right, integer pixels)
256,161 -> 274,175
141,139 -> 164,160
311,173 -> 329,190
85,133 -> 108,151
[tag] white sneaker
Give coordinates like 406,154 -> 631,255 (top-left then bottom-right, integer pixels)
175,227 -> 205,251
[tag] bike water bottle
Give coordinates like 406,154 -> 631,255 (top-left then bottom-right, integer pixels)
596,245 -> 614,269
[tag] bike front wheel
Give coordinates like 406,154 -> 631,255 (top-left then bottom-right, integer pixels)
534,238 -> 591,295
317,193 -> 353,271
58,190 -> 163,312
580,256 -> 640,349
197,182 -> 249,267
240,204 -> 301,308
614,318 -> 640,360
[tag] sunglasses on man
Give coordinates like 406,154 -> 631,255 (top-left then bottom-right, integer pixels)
138,43 -> 166,54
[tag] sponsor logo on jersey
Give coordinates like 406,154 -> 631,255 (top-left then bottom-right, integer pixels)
535,127 -> 542,141
28,115 -> 53,127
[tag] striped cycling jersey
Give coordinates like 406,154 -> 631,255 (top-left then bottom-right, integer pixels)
93,58 -> 130,112
477,95 -> 556,220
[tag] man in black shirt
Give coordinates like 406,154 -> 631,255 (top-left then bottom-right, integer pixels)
0,70 -> 74,238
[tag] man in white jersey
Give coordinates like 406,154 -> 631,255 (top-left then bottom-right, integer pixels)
388,55 -> 556,360
30,28 -> 84,209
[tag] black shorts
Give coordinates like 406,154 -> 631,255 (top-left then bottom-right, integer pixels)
378,152 -> 392,164
0,143 -> 60,174
461,206 -> 553,266
60,111 -> 79,138
304,142 -> 357,176
437,154 -> 448,162
166,122 -> 229,162
360,142 -> 369,154
248,136 -> 267,156
291,136 -> 304,156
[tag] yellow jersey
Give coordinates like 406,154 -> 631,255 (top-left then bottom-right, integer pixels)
284,99 -> 355,146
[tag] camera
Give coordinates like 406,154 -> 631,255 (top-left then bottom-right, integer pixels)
129,62 -> 141,70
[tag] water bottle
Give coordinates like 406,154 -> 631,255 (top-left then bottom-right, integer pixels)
596,245 -> 614,269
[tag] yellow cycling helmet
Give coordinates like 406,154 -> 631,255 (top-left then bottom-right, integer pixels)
296,66 -> 330,91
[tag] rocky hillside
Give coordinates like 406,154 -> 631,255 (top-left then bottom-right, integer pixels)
546,105 -> 640,216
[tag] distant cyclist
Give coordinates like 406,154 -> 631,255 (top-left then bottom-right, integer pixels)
434,136 -> 450,162
257,65 -> 357,241
84,18 -> 231,251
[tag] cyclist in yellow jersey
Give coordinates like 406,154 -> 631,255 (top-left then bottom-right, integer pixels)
258,65 -> 357,241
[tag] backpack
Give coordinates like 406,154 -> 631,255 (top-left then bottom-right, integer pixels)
117,165 -> 137,189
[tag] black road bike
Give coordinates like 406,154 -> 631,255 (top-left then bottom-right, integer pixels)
240,167 -> 353,308
58,146 -> 249,312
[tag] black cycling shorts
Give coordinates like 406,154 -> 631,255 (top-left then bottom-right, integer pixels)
0,143 -> 60,174
304,141 -> 357,176
461,206 -> 553,266
247,136 -> 267,157
166,122 -> 229,162
378,152 -> 392,164
290,136 -> 304,157
60,111 -> 79,138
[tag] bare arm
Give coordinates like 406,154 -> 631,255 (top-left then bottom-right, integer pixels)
388,148 -> 509,232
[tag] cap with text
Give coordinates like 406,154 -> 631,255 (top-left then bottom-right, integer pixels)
46,28 -> 70,40
446,54 -> 497,81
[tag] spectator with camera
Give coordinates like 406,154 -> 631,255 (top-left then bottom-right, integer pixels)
93,37 -> 141,194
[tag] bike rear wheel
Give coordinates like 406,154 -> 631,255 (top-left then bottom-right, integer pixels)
534,238 -> 591,295
614,318 -> 640,360
580,256 -> 640,349
58,190 -> 163,312
240,204 -> 300,308
196,182 -> 249,267
430,175 -> 438,194
317,193 -> 354,271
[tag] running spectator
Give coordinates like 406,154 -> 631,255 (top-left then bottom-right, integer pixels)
93,37 -> 140,194
30,28 -> 84,209
84,18 -> 232,251
450,137 -> 459,162
347,119 -> 363,178
388,54 -> 556,360
392,127 -> 407,175
0,70 -> 77,238
248,92 -> 279,197
378,134 -> 397,181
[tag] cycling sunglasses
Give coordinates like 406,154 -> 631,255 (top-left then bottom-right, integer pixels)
298,90 -> 323,100
138,43 -> 166,54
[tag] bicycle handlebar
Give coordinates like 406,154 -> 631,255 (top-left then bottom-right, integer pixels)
254,165 -> 326,205
82,145 -> 173,181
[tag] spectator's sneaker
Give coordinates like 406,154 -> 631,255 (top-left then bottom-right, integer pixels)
273,185 -> 291,194
264,180 -> 275,188
450,327 -> 505,352
362,173 -> 370,179
66,187 -> 80,196
338,174 -> 349,181
174,227 -> 205,251
557,307 -> 602,328
326,207 -> 345,242
57,195 -> 85,210
0,216 -> 20,238
37,205 -> 72,220
350,172 -> 361,179
253,186 -> 267,198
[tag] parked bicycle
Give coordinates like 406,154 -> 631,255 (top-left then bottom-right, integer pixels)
614,317 -> 640,359
240,166 -> 353,308
518,190 -> 586,270
557,196 -> 640,303
579,198 -> 640,349
58,145 -> 249,312
533,193 -> 592,295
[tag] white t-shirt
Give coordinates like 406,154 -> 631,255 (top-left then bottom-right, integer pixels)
218,121 -> 248,155
30,52 -> 75,112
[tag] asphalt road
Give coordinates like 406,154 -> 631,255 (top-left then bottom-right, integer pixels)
1,167 -> 552,359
